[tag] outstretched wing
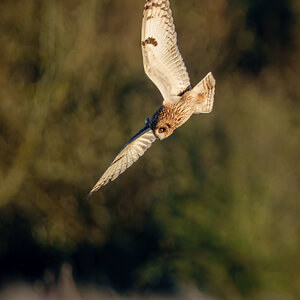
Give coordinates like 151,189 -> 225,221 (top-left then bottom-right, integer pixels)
141,0 -> 191,103
87,126 -> 157,197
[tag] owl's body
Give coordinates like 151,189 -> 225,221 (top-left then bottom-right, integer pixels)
150,95 -> 199,139
150,72 -> 215,140
87,0 -> 216,196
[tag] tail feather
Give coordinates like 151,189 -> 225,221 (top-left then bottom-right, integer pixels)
190,72 -> 216,114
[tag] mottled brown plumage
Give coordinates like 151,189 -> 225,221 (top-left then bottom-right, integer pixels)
147,71 -> 215,141
87,0 -> 216,196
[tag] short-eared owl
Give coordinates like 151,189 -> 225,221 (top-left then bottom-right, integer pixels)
88,0 -> 216,196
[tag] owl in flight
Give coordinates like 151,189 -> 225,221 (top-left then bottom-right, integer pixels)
88,0 -> 215,197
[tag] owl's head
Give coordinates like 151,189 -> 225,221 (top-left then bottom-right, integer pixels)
154,122 -> 174,140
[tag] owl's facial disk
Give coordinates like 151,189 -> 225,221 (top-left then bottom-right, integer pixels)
154,122 -> 174,140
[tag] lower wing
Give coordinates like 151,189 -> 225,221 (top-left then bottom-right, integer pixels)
87,125 -> 157,197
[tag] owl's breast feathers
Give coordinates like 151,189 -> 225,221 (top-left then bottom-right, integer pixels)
150,94 -> 195,131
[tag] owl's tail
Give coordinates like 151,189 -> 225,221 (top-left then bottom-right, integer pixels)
190,72 -> 216,114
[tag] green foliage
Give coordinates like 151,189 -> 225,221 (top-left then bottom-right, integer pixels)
0,0 -> 300,299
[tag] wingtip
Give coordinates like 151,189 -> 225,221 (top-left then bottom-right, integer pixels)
87,184 -> 102,199
84,181 -> 105,200
83,191 -> 93,201
84,188 -> 101,201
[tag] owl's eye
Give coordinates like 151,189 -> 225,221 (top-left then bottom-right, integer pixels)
158,127 -> 166,133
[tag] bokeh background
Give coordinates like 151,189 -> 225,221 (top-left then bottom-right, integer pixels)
0,0 -> 300,299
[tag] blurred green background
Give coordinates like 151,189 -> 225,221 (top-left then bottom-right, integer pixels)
0,0 -> 299,299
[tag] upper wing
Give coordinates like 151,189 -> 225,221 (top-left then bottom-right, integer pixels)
87,126 -> 157,197
141,0 -> 191,103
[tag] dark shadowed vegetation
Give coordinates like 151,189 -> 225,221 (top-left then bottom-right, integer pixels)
0,0 -> 300,299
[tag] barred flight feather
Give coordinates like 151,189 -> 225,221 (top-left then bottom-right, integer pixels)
88,126 -> 156,195
141,0 -> 191,103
